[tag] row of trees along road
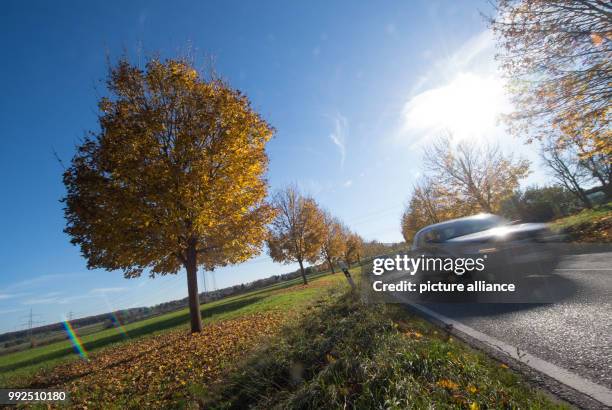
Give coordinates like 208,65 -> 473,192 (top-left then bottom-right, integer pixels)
267,185 -> 364,285
63,58 -> 365,332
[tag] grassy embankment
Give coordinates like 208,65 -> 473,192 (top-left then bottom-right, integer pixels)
202,283 -> 563,409
552,201 -> 611,242
1,267 -> 564,409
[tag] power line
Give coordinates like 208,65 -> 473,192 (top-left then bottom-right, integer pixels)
19,308 -> 44,346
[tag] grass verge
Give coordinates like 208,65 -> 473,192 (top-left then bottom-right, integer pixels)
204,287 -> 565,409
552,201 -> 611,242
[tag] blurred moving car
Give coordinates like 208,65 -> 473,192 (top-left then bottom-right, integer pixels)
411,213 -> 559,279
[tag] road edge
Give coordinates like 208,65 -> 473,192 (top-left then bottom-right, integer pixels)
403,303 -> 612,410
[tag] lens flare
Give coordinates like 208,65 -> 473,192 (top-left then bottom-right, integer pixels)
62,320 -> 88,360
110,311 -> 129,338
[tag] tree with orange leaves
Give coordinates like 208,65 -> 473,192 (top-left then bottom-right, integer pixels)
63,57 -> 275,333
267,186 -> 326,285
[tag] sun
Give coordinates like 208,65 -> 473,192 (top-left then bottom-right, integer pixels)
401,72 -> 508,143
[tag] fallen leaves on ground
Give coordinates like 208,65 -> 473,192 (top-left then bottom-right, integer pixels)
555,212 -> 612,243
436,379 -> 460,390
569,215 -> 611,242
402,330 -> 423,339
28,312 -> 285,408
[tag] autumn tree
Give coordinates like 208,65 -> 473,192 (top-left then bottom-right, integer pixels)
320,211 -> 346,273
541,135 -> 596,208
63,58 -> 275,333
267,186 -> 326,284
401,136 -> 530,241
490,0 -> 611,159
401,180 -> 438,243
400,177 -> 462,242
400,206 -> 419,244
565,124 -> 612,198
423,135 -> 530,213
343,230 -> 364,267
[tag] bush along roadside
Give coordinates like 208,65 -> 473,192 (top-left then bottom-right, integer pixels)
203,289 -> 565,409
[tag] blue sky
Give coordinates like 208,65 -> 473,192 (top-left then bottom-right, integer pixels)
0,0 -> 550,333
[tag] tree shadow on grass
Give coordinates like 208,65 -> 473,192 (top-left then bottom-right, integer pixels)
1,296 -> 266,375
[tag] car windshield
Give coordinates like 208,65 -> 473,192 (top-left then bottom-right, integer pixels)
431,215 -> 505,242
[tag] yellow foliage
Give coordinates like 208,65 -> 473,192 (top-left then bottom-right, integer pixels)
343,231 -> 364,266
267,186 -> 326,280
492,1 -> 610,164
63,57 -> 275,278
436,379 -> 459,390
320,211 -> 347,271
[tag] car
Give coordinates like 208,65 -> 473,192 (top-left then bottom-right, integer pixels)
411,213 -> 559,280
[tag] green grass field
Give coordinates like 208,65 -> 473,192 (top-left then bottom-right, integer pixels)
0,321 -> 111,356
0,269 -> 340,387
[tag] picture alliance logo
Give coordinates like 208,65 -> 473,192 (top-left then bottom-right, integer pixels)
372,255 -> 487,276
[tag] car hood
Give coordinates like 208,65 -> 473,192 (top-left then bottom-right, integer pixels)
446,223 -> 549,243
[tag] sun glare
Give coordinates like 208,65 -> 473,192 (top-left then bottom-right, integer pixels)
401,72 -> 508,143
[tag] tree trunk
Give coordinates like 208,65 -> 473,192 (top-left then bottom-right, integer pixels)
298,259 -> 308,285
581,193 -> 593,209
327,257 -> 335,273
185,241 -> 203,333
603,183 -> 612,201
561,177 -> 592,209
576,188 -> 593,209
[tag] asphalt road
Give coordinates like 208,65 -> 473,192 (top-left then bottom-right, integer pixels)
407,252 -> 612,390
